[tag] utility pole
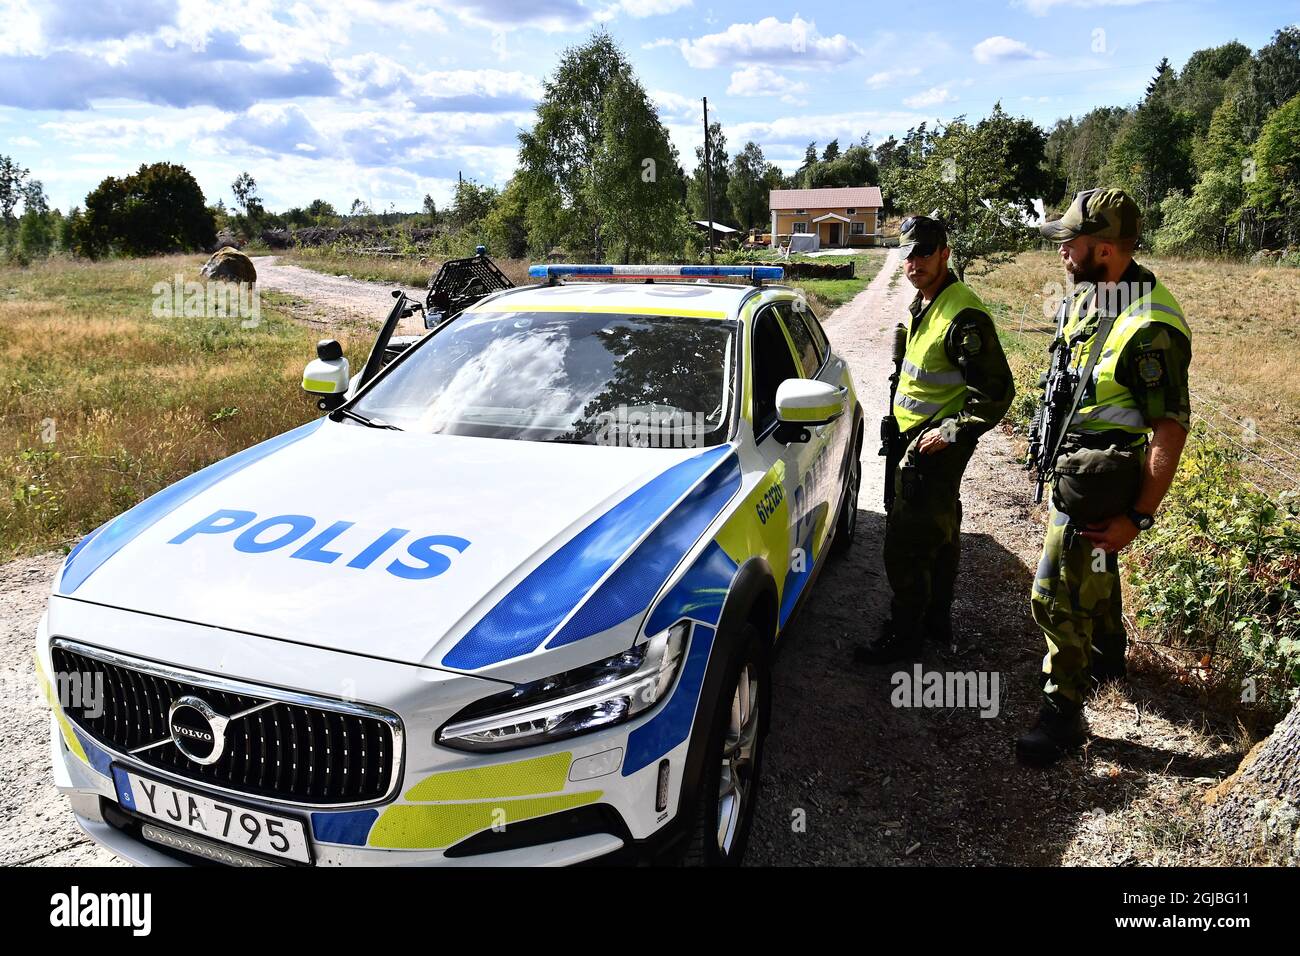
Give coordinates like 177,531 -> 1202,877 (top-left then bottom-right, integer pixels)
703,96 -> 715,265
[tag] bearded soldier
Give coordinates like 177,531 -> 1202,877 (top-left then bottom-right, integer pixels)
1018,188 -> 1192,767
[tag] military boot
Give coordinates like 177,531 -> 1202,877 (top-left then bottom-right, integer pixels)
924,606 -> 953,647
1015,698 -> 1088,767
853,618 -> 923,666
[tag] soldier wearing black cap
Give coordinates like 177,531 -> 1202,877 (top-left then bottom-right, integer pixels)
1017,187 -> 1193,767
855,215 -> 1014,664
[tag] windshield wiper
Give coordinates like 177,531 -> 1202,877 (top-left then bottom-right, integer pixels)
329,407 -> 402,430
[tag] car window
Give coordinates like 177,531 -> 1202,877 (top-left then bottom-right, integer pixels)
799,303 -> 830,358
778,303 -> 823,377
751,306 -> 800,434
352,311 -> 736,447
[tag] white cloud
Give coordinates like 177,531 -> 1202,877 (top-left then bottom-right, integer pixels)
650,88 -> 699,120
903,86 -> 955,109
866,66 -> 921,89
8,134 -> 39,148
0,0 -> 45,55
641,37 -> 677,49
678,16 -> 861,70
334,54 -> 542,112
727,65 -> 809,101
973,36 -> 1048,64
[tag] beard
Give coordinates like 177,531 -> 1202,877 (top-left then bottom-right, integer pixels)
1065,246 -> 1106,285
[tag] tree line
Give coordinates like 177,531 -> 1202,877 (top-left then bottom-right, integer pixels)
1,26 -> 1295,266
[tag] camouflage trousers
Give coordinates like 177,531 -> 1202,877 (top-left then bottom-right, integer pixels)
1030,501 -> 1127,705
883,435 -> 976,637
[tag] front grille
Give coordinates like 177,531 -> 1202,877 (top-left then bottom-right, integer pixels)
52,643 -> 401,807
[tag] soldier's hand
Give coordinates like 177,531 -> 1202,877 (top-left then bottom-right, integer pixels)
1078,515 -> 1140,554
917,428 -> 949,455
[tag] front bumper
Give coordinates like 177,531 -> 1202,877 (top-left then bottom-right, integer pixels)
39,598 -> 706,866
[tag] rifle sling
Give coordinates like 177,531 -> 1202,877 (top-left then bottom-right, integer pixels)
1045,296 -> 1118,473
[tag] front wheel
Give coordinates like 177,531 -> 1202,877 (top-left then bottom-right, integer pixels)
678,622 -> 769,866
831,429 -> 863,556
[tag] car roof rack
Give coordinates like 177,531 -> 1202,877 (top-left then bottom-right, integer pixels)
528,263 -> 785,287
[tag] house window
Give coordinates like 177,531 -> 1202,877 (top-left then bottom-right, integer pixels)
795,209 -> 807,215
846,208 -> 856,215
792,222 -> 808,234
850,221 -> 866,235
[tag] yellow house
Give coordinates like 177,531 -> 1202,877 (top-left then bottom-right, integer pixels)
769,186 -> 883,249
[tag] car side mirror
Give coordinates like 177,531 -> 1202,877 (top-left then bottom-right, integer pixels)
774,379 -> 846,443
302,339 -> 350,412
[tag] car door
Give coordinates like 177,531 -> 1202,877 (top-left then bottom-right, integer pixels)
749,302 -> 824,627
775,301 -> 846,568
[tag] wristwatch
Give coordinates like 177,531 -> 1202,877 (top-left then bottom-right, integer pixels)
1126,508 -> 1155,531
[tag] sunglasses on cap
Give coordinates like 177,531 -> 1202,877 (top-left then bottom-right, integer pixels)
905,243 -> 939,260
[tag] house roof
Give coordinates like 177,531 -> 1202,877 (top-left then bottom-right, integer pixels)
769,186 -> 883,210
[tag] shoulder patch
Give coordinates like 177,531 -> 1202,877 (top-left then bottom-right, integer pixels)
1136,349 -> 1166,386
958,322 -> 983,357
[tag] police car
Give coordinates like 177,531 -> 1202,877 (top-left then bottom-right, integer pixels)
36,263 -> 862,866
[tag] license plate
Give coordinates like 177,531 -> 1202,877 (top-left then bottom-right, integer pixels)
113,767 -> 311,864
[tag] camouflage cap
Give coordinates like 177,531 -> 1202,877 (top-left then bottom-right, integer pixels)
1040,187 -> 1142,243
898,215 -> 947,259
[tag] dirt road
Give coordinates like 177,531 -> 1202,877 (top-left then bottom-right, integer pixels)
1,253 -> 1242,866
250,255 -> 427,333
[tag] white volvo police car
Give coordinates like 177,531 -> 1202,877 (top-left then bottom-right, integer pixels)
36,264 -> 862,866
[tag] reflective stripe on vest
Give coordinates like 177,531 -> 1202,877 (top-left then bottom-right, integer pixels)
892,279 -> 985,432
1065,280 -> 1190,436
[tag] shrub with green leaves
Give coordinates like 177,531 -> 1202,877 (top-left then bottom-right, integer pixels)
1128,430 -> 1300,712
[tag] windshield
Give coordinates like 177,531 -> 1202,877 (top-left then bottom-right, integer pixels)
351,310 -> 737,447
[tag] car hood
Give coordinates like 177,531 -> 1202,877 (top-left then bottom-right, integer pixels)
55,418 -> 736,673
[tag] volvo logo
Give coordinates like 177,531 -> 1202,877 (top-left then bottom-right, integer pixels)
168,696 -> 229,766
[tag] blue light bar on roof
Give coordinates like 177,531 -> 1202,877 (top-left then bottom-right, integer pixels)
528,263 -> 785,282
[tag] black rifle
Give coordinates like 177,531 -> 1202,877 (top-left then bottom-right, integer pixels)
1027,297 -> 1074,503
880,323 -> 909,512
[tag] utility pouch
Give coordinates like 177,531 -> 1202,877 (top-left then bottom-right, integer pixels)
1051,439 -> 1144,525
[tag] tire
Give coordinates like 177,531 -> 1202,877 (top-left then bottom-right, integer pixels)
831,426 -> 863,557
678,621 -> 770,866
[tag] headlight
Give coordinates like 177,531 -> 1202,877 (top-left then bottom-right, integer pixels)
437,621 -> 689,752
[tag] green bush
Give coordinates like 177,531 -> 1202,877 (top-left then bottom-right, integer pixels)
1128,430 -> 1300,711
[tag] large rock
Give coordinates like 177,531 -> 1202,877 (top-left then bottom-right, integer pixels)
261,228 -> 293,249
200,246 -> 257,283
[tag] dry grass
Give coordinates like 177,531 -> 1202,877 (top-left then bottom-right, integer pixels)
970,250 -> 1300,496
0,255 -> 372,559
278,248 -> 534,289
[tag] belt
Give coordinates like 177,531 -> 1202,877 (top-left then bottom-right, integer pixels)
1063,429 -> 1148,451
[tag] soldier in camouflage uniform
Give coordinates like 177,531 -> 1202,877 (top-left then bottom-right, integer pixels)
855,216 -> 1015,664
1018,188 -> 1193,767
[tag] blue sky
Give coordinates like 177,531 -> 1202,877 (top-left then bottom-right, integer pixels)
0,0 -> 1293,214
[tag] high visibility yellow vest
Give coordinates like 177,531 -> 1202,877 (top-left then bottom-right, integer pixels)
1063,278 -> 1190,436
892,279 -> 985,432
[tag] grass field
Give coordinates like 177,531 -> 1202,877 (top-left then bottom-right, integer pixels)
0,256 -> 373,559
968,250 -> 1300,498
